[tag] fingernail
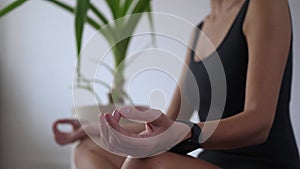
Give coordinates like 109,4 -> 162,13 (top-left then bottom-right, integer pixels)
112,109 -> 118,116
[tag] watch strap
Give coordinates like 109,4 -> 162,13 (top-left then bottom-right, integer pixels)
169,120 -> 202,154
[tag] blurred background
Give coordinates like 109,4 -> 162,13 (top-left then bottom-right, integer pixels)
0,0 -> 299,169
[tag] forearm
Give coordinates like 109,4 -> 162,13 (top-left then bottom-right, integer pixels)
197,110 -> 270,150
166,86 -> 195,121
166,86 -> 181,120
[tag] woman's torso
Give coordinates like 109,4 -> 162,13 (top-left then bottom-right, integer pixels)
184,0 -> 300,168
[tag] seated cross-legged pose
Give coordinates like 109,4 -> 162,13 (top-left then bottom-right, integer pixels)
53,0 -> 300,168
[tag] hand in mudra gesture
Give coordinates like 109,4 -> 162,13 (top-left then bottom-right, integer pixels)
98,106 -> 191,158
52,119 -> 87,145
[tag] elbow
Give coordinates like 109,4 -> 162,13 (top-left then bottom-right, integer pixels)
253,124 -> 272,145
244,107 -> 275,145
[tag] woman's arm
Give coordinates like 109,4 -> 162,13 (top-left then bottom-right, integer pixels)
95,0 -> 293,156
166,29 -> 197,121
199,0 -> 292,149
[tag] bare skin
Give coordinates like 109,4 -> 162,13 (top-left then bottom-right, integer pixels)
53,0 -> 292,168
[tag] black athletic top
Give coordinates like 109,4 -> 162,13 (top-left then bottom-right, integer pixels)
186,0 -> 300,168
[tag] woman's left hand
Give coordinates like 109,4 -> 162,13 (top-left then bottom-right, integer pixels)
52,119 -> 87,145
98,106 -> 191,158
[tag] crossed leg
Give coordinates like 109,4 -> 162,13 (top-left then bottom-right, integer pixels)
121,152 -> 221,169
75,138 -> 125,169
75,138 -> 220,169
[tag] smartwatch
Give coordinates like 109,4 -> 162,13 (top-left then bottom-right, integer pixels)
169,120 -> 202,155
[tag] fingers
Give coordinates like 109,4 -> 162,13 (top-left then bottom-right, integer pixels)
70,127 -> 87,142
99,113 -> 140,138
96,110 -> 188,158
54,131 -> 70,145
104,114 -> 120,132
54,126 -> 87,145
117,106 -> 162,123
55,119 -> 78,123
53,118 -> 85,145
112,110 -> 121,122
98,113 -> 152,157
53,119 -> 81,132
52,120 -> 60,134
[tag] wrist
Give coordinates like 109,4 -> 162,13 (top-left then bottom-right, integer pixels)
170,120 -> 202,154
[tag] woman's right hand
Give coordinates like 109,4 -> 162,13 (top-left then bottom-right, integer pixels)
52,119 -> 87,145
98,106 -> 191,158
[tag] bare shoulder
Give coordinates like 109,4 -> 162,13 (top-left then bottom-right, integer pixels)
243,0 -> 291,35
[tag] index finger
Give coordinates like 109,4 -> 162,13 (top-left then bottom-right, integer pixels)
52,119 -> 80,133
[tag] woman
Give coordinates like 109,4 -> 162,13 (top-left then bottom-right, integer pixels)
53,0 -> 300,168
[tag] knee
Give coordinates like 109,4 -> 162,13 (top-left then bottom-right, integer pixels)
74,138 -> 100,163
74,139 -> 90,162
75,138 -> 93,153
121,158 -> 153,169
121,154 -> 170,169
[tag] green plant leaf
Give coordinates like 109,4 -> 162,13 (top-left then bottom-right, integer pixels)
74,83 -> 102,104
94,79 -> 111,90
130,0 -> 150,14
0,0 -> 27,18
113,0 -> 151,66
125,41 -> 152,66
47,0 -> 73,13
89,2 -> 108,24
99,62 -> 115,74
75,0 -> 90,79
47,1 -> 112,65
121,0 -> 134,16
47,0 -> 101,31
124,0 -> 151,35
90,59 -> 114,74
105,0 -> 121,19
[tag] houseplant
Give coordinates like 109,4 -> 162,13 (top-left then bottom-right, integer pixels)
1,1 -> 155,168
0,0 -> 154,105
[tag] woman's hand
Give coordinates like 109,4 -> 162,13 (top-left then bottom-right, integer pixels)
98,106 -> 191,158
52,119 -> 87,145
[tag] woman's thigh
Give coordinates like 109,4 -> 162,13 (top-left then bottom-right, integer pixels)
75,138 -> 126,169
121,151 -> 221,169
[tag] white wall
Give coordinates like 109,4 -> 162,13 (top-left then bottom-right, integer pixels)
289,0 -> 300,151
0,1 -> 76,168
0,0 -> 299,169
